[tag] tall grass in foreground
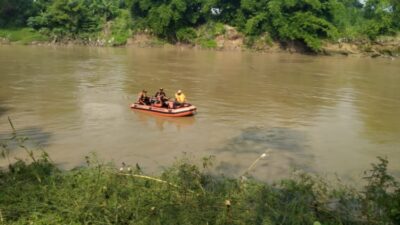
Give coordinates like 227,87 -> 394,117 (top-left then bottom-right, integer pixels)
0,119 -> 399,224
0,154 -> 399,225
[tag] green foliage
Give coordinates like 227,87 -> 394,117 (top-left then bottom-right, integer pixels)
197,22 -> 225,39
363,156 -> 400,223
176,27 -> 197,43
326,0 -> 363,33
194,22 -> 225,49
392,0 -> 400,30
1,0 -> 400,50
0,28 -> 49,44
244,13 -> 269,36
265,0 -> 340,51
244,33 -> 274,49
0,155 -> 399,224
131,0 -> 203,41
148,38 -> 168,47
362,0 -> 399,39
0,0 -> 38,27
109,9 -> 133,45
213,22 -> 226,36
199,39 -> 217,49
27,0 -> 122,38
201,0 -> 241,24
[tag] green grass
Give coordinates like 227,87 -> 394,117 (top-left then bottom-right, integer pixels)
108,10 -> 132,46
199,39 -> 217,49
0,120 -> 399,225
0,153 -> 399,225
0,28 -> 49,44
147,38 -> 168,47
194,22 -> 225,49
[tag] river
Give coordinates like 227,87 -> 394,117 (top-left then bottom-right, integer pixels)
0,45 -> 399,181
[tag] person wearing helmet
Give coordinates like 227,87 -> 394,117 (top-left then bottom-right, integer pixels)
137,89 -> 150,105
155,88 -> 166,99
154,87 -> 168,107
174,90 -> 186,108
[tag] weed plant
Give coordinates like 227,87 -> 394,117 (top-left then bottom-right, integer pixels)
0,155 -> 399,225
0,28 -> 49,44
0,120 -> 399,224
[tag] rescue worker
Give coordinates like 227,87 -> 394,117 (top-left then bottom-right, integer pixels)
154,88 -> 168,107
155,88 -> 166,99
137,89 -> 150,105
174,90 -> 186,108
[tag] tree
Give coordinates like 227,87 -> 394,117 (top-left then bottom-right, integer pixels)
362,0 -> 397,39
0,0 -> 38,27
201,0 -> 241,23
266,0 -> 339,51
28,0 -> 121,36
131,0 -> 204,41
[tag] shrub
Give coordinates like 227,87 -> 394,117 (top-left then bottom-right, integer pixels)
176,27 -> 197,44
109,9 -> 133,46
199,39 -> 217,49
0,28 -> 49,44
1,153 -> 399,225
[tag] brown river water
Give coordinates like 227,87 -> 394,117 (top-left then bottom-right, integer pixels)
0,45 -> 399,182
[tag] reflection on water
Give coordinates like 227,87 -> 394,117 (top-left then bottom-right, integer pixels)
133,111 -> 196,131
214,127 -> 308,154
0,106 -> 10,117
214,127 -> 314,180
0,124 -> 52,163
0,98 -> 11,118
0,45 -> 399,182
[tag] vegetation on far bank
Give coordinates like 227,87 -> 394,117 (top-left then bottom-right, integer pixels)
0,27 -> 49,44
1,119 -> 400,225
0,0 -> 399,55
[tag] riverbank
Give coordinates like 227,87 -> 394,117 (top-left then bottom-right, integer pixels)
126,29 -> 400,58
0,152 -> 399,225
1,27 -> 399,58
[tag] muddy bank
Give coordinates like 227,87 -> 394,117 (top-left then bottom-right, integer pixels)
321,39 -> 400,58
126,27 -> 399,58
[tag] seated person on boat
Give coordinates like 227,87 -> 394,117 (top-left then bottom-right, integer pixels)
154,88 -> 168,107
174,90 -> 186,108
137,89 -> 150,105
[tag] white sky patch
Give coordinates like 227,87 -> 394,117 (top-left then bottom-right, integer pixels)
211,8 -> 222,15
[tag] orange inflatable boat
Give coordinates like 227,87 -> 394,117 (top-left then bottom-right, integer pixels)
130,102 -> 196,117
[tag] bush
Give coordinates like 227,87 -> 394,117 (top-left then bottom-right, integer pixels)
199,39 -> 217,49
176,27 -> 197,44
244,33 -> 274,49
109,9 -> 133,46
27,0 -> 121,39
0,28 -> 49,44
1,152 -> 399,225
362,19 -> 397,40
362,157 -> 400,223
213,22 -> 226,36
244,13 -> 269,36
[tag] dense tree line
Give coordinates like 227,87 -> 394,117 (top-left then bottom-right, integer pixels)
0,0 -> 399,50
